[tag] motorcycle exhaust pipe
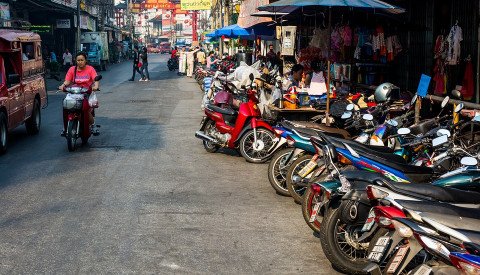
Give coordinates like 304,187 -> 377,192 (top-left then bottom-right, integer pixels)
195,131 -> 218,144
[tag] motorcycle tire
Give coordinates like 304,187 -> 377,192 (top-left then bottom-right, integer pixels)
67,118 -> 78,152
320,200 -> 372,275
285,154 -> 315,204
203,120 -> 219,153
267,148 -> 295,196
301,165 -> 356,233
239,128 -> 276,163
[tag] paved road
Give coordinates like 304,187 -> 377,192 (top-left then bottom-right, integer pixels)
0,55 -> 339,274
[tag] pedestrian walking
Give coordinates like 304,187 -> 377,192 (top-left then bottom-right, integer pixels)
62,49 -> 72,71
186,47 -> 199,77
50,51 -> 57,63
128,46 -> 144,81
140,47 -> 150,81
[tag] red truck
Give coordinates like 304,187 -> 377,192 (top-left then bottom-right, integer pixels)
0,29 -> 47,155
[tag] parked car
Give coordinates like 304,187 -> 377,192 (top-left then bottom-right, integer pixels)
0,29 -> 47,155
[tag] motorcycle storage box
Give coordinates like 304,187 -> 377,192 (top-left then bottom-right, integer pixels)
63,94 -> 84,111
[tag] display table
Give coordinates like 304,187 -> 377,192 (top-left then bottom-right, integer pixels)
266,105 -> 326,122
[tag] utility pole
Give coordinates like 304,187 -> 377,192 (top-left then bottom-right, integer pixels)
76,0 -> 81,54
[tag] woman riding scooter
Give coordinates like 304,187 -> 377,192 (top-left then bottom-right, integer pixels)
58,51 -> 100,135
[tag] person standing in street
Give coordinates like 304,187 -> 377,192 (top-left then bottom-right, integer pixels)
139,47 -> 150,81
197,48 -> 206,66
62,49 -> 72,71
50,51 -> 57,63
186,47 -> 199,77
128,46 -> 144,81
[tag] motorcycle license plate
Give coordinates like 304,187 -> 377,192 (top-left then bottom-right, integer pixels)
412,264 -> 432,275
298,155 -> 319,178
309,201 -> 325,223
368,236 -> 391,263
386,244 -> 410,274
361,208 -> 376,232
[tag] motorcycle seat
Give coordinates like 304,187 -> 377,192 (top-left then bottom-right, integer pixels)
342,170 -> 389,183
389,182 -> 480,204
395,200 -> 480,221
205,104 -> 236,116
292,121 -> 352,139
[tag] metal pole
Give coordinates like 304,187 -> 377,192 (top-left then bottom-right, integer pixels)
76,0 -> 81,54
325,7 -> 332,126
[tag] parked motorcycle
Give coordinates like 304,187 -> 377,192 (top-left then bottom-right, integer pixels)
195,74 -> 282,163
167,57 -> 178,71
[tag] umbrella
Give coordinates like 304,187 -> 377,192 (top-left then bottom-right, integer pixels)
258,0 -> 405,124
216,24 -> 250,37
205,32 -> 217,38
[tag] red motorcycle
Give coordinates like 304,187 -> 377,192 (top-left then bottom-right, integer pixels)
196,74 -> 280,163
61,75 -> 102,151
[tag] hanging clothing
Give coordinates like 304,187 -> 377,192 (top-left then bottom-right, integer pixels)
461,60 -> 474,100
433,58 -> 446,95
446,25 -> 463,65
308,71 -> 328,95
343,25 -> 352,47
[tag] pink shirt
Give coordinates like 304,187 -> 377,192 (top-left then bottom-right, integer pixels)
65,65 -> 98,88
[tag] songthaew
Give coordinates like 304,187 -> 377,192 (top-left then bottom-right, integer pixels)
0,29 -> 47,155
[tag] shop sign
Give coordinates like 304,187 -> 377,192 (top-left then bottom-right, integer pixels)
0,2 -> 10,27
80,15 -> 96,31
180,0 -> 210,11
237,0 -> 270,28
50,0 -> 75,9
22,25 -> 52,34
56,19 -> 70,29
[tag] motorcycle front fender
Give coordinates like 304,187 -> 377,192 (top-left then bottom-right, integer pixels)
250,118 -> 273,131
285,147 -> 305,164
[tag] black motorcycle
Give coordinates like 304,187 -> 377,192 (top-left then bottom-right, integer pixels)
167,57 -> 178,71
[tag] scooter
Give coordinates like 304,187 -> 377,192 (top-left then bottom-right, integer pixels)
195,74 -> 282,163
167,57 -> 178,71
61,75 -> 102,152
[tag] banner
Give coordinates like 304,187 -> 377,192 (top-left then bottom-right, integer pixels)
180,0 -> 210,11
0,2 -> 10,27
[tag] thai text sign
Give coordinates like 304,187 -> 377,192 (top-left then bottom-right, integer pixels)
180,0 -> 210,10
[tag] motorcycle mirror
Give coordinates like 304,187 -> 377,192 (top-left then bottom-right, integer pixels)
249,73 -> 254,81
341,112 -> 352,119
363,114 -> 373,121
437,129 -> 451,137
94,75 -> 103,81
432,135 -> 449,147
386,119 -> 398,127
410,94 -> 418,107
461,157 -> 478,166
397,128 -> 411,135
346,104 -> 354,111
473,115 -> 480,122
441,96 -> 450,108
454,103 -> 464,113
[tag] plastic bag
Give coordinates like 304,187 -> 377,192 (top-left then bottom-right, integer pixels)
138,62 -> 142,68
88,92 -> 99,108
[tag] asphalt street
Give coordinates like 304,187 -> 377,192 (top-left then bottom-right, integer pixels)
0,54 -> 340,274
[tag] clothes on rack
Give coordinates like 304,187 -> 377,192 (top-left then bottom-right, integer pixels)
461,60 -> 474,100
446,24 -> 463,65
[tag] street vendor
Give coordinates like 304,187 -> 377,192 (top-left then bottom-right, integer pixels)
288,64 -> 304,90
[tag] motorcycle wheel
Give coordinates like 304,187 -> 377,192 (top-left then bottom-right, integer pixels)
320,200 -> 372,275
67,118 -> 78,152
203,120 -> 219,153
267,148 -> 295,196
239,128 -> 276,163
285,154 -> 315,204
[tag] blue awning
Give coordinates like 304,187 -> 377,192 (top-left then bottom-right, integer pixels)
205,32 -> 216,37
216,24 -> 250,37
259,0 -> 405,14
